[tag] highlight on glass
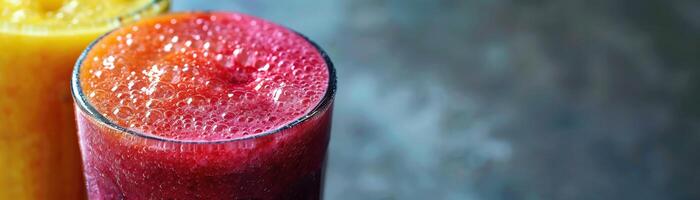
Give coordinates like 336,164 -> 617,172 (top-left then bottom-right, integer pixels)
71,12 -> 336,199
0,1 -> 169,199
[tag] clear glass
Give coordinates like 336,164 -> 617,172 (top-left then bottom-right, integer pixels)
0,1 -> 169,199
71,25 -> 337,199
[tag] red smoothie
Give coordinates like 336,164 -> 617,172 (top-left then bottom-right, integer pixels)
72,12 -> 335,199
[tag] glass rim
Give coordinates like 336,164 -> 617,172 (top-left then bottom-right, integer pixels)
71,12 -> 337,145
0,0 -> 170,35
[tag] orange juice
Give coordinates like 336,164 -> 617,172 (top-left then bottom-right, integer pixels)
0,0 -> 168,199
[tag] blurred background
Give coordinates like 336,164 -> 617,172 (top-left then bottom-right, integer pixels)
175,0 -> 699,199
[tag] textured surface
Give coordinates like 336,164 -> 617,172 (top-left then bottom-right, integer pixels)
174,0 -> 700,199
1,0 -> 152,25
80,12 -> 329,141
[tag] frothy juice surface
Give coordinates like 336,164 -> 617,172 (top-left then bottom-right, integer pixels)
80,12 -> 329,141
1,0 -> 158,34
2,0 -> 151,22
0,1 -> 167,199
75,12 -> 334,199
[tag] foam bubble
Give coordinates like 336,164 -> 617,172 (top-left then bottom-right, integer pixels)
80,13 -> 329,141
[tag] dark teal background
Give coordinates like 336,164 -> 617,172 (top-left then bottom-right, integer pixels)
174,1 -> 699,199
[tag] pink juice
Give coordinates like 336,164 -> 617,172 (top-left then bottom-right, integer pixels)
72,12 -> 335,199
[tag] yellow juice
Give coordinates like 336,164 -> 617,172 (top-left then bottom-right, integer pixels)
0,0 -> 169,199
